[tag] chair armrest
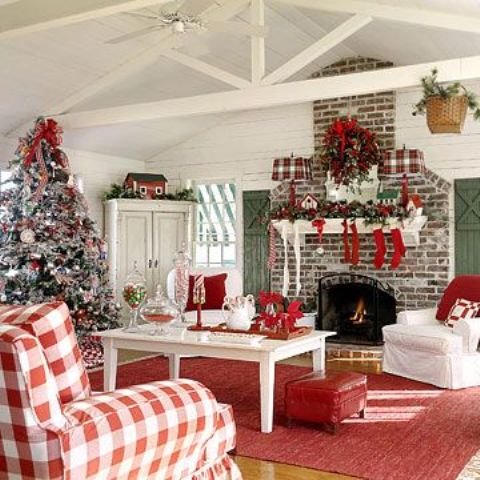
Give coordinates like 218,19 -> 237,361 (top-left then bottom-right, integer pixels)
397,308 -> 438,326
453,318 -> 480,353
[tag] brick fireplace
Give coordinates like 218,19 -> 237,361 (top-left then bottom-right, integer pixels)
270,57 -> 451,315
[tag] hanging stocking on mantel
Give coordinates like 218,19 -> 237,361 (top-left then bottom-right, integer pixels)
342,219 -> 351,264
293,222 -> 302,297
281,222 -> 290,297
390,227 -> 407,269
350,220 -> 360,266
267,222 -> 276,271
373,228 -> 387,269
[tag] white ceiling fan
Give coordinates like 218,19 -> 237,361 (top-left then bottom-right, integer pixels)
106,0 -> 268,45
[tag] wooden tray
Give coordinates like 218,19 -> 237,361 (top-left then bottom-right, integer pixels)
187,323 -> 312,340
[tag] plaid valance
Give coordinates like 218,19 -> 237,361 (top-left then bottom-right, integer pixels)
382,148 -> 426,176
272,156 -> 313,181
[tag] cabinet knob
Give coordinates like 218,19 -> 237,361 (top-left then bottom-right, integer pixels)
154,259 -> 158,268
148,259 -> 152,268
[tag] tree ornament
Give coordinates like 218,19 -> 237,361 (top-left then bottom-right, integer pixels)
20,229 -> 35,244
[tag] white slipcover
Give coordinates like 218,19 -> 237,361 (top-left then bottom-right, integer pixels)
383,308 -> 480,389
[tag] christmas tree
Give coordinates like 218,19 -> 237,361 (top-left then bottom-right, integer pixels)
0,117 -> 121,367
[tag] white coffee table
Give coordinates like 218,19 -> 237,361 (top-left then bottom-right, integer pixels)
96,327 -> 335,433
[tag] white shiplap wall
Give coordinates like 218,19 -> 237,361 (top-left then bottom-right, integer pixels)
0,136 -> 144,231
146,104 -> 315,191
65,149 -> 144,229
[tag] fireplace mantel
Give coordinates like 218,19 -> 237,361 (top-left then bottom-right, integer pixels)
272,216 -> 428,247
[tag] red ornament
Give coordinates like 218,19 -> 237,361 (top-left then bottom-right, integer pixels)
31,260 -> 41,271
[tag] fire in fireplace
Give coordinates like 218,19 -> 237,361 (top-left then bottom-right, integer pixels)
317,273 -> 397,345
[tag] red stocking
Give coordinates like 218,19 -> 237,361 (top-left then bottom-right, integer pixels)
373,228 -> 386,269
342,219 -> 351,263
390,228 -> 406,269
350,221 -> 360,265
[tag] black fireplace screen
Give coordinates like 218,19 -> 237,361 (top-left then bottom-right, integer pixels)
317,273 -> 397,345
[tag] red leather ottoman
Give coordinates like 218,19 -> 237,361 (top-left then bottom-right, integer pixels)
285,370 -> 367,434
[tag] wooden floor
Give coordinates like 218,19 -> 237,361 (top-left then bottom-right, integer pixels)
115,351 -> 381,479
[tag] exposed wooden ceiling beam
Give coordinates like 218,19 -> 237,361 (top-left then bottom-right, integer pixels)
162,50 -> 251,88
271,0 -> 480,35
6,0 -> 249,137
0,0 -> 174,40
54,55 -> 480,129
251,0 -> 265,85
262,14 -> 371,85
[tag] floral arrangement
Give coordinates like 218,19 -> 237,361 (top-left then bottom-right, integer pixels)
412,68 -> 480,120
257,291 -> 303,331
321,117 -> 382,191
266,200 -> 408,226
103,184 -> 197,202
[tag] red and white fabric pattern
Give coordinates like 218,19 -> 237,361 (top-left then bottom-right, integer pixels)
271,156 -> 313,181
445,298 -> 480,327
0,302 -> 91,404
382,148 -> 426,176
0,307 -> 240,480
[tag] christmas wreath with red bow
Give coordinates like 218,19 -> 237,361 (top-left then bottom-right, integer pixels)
322,117 -> 382,191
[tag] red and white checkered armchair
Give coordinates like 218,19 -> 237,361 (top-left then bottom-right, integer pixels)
0,302 -> 241,480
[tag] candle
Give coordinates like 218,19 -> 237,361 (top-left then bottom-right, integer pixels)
193,273 -> 205,305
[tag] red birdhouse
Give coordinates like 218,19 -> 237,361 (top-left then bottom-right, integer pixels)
124,173 -> 168,199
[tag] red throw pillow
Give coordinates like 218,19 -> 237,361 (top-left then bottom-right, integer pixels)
436,275 -> 480,321
186,273 -> 228,311
445,298 -> 480,328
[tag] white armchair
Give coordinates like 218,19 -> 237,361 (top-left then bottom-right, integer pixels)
167,268 -> 243,325
383,276 -> 480,389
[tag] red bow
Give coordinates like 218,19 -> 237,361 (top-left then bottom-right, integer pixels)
312,218 -> 326,243
24,119 -> 62,167
258,290 -> 284,308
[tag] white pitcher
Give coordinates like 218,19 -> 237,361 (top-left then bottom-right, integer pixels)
222,295 -> 256,331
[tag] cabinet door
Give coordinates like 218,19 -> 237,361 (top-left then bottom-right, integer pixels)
117,211 -> 153,296
152,212 -> 186,290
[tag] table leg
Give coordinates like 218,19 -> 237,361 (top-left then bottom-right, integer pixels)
259,353 -> 275,434
103,338 -> 118,391
312,337 -> 326,372
168,353 -> 181,379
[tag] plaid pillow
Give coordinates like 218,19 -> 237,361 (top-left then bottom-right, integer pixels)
445,298 -> 480,327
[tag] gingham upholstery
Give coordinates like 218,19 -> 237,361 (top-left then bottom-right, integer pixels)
381,148 -> 426,176
0,310 -> 240,480
0,302 -> 90,404
445,298 -> 480,327
271,156 -> 313,181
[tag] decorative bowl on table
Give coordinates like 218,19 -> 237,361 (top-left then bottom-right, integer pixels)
139,285 -> 178,336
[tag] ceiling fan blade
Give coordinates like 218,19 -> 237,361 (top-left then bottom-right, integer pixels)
106,25 -> 164,44
161,0 -> 187,14
207,20 -> 268,37
124,11 -> 160,20
185,0 -> 214,15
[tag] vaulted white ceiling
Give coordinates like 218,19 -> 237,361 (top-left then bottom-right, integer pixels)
1,0 -> 480,161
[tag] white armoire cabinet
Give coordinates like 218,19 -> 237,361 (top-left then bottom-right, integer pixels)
104,199 -> 194,298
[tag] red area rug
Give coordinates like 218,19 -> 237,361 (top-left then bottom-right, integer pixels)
88,357 -> 480,480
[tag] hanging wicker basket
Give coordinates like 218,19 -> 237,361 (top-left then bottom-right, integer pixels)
426,95 -> 468,134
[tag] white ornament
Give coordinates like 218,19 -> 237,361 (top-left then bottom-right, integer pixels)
316,247 -> 325,256
20,229 -> 35,244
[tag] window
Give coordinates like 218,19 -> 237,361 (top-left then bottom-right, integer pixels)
139,186 -> 147,195
155,186 -> 163,195
0,171 -> 13,192
195,182 -> 236,268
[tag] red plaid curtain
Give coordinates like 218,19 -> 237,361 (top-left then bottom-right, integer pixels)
272,156 -> 313,181
382,149 -> 426,176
